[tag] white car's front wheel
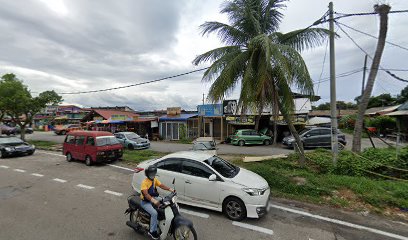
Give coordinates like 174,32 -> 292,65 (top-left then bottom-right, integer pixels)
223,197 -> 246,221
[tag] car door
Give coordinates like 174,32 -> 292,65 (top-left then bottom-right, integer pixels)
241,130 -> 252,144
155,158 -> 186,201
181,159 -> 220,209
115,134 -> 126,147
318,128 -> 332,147
74,135 -> 86,160
303,129 -> 320,147
251,131 -> 263,144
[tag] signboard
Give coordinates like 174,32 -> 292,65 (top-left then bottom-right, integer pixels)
167,107 -> 181,116
226,116 -> 255,125
223,100 -> 238,115
151,121 -> 159,128
110,114 -> 127,121
197,104 -> 223,117
93,117 -> 103,121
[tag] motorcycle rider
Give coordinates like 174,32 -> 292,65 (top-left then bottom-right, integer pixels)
140,165 -> 175,240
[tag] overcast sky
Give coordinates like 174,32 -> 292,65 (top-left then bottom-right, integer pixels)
0,0 -> 407,111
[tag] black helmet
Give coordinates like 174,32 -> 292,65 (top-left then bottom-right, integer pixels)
145,165 -> 157,180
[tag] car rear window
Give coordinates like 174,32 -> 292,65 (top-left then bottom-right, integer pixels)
96,136 -> 120,146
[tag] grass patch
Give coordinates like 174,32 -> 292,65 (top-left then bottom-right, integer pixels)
122,150 -> 166,164
234,148 -> 408,213
28,140 -> 59,150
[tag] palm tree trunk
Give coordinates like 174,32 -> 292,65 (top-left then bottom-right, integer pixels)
352,4 -> 391,153
272,99 -> 279,145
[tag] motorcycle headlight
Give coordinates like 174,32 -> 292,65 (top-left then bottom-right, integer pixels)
171,195 -> 178,203
5,147 -> 15,152
242,188 -> 263,196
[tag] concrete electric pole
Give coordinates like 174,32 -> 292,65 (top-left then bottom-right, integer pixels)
329,2 -> 339,164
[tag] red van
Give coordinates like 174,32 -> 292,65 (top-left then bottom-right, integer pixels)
63,131 -> 123,166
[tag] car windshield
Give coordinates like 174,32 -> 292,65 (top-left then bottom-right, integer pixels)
299,128 -> 311,135
124,133 -> 140,139
95,136 -> 120,146
205,156 -> 239,178
0,137 -> 24,144
194,141 -> 216,150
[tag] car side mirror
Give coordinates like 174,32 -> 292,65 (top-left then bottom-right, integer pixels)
209,174 -> 217,181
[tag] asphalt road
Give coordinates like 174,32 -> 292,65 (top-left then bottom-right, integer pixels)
1,151 -> 407,240
24,131 -> 402,156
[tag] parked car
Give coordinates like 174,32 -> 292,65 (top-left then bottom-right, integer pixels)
192,137 -> 217,155
0,125 -> 17,136
114,132 -> 150,150
282,127 -> 347,149
230,129 -> 272,146
63,131 -> 123,166
15,126 -> 34,134
54,124 -> 82,135
0,136 -> 35,158
132,151 -> 270,221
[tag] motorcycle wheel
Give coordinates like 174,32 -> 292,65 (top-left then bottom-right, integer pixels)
129,210 -> 142,232
173,225 -> 197,240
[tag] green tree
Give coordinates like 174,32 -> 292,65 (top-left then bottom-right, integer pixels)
396,85 -> 408,104
0,73 -> 62,140
193,0 -> 329,165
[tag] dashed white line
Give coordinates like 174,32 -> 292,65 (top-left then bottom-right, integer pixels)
179,209 -> 210,219
14,169 -> 26,173
269,203 -> 408,240
232,221 -> 274,235
31,173 -> 44,177
106,164 -> 134,172
104,190 -> 123,197
0,165 -> 10,169
53,178 -> 67,183
77,184 -> 95,190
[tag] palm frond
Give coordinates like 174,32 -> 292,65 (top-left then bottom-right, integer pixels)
271,27 -> 331,52
192,46 -> 241,65
200,21 -> 249,46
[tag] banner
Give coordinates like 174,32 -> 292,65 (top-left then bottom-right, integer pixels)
110,114 -> 127,121
197,104 -> 223,117
167,107 -> 181,116
226,116 -> 255,125
223,100 -> 237,115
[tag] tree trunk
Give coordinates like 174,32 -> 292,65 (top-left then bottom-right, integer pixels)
283,112 -> 305,166
20,126 -> 26,141
272,100 -> 279,145
352,4 -> 391,153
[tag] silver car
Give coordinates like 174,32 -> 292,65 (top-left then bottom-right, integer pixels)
114,132 -> 150,150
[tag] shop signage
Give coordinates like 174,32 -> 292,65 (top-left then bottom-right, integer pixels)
223,100 -> 238,115
197,104 -> 223,117
167,107 -> 181,116
111,114 -> 127,121
226,116 -> 255,125
93,116 -> 103,121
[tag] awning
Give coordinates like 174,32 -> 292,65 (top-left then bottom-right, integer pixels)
108,120 -> 125,124
54,116 -> 68,120
159,113 -> 198,122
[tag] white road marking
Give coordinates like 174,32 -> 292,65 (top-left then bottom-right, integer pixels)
14,169 -> 26,173
104,190 -> 123,197
31,173 -> 44,177
77,184 -> 95,190
106,164 -> 134,172
269,203 -> 408,240
0,165 -> 10,169
37,151 -> 64,157
179,209 -> 209,219
232,221 -> 274,235
53,178 -> 67,183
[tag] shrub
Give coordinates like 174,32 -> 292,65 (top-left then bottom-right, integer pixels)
339,115 -> 357,130
365,116 -> 396,134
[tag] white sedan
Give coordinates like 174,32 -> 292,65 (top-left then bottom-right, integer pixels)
131,151 -> 270,221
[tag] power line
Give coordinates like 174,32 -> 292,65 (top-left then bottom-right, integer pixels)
56,67 -> 210,95
313,68 -> 364,84
333,9 -> 408,21
336,22 -> 408,52
336,22 -> 408,83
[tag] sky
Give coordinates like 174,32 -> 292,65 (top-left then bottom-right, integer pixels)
0,0 -> 407,111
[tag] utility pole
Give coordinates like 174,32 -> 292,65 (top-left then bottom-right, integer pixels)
361,55 -> 368,96
329,2 -> 339,164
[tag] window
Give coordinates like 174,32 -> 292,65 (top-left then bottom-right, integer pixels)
205,156 -> 239,178
156,158 -> 181,172
307,130 -> 319,136
319,129 -> 331,135
86,137 -> 95,146
75,136 -> 85,145
242,131 -> 251,136
65,135 -> 75,144
96,136 -> 120,146
181,160 -> 213,178
251,131 -> 260,136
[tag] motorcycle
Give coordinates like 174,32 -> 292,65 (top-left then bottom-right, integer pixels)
125,191 -> 198,240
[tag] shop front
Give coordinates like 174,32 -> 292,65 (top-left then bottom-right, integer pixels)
159,108 -> 198,140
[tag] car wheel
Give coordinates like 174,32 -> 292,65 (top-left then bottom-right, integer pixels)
238,140 -> 245,147
85,155 -> 92,166
264,139 -> 271,145
128,144 -> 134,150
66,153 -> 73,162
223,197 -> 246,221
0,150 -> 3,159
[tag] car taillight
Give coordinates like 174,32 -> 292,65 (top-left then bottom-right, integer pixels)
233,135 -> 238,139
134,167 -> 144,173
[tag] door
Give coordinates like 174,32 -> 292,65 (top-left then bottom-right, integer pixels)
251,130 -> 263,144
241,130 -> 252,144
73,135 -> 86,160
303,129 -> 320,147
318,129 -> 332,147
181,160 -> 220,208
115,133 -> 126,147
155,158 -> 185,200
84,136 -> 96,160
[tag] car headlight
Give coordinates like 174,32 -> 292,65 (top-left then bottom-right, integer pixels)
287,138 -> 295,143
31,145 -> 36,149
242,188 -> 264,196
5,147 -> 15,152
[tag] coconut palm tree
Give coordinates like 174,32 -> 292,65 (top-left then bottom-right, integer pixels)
193,0 -> 330,165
